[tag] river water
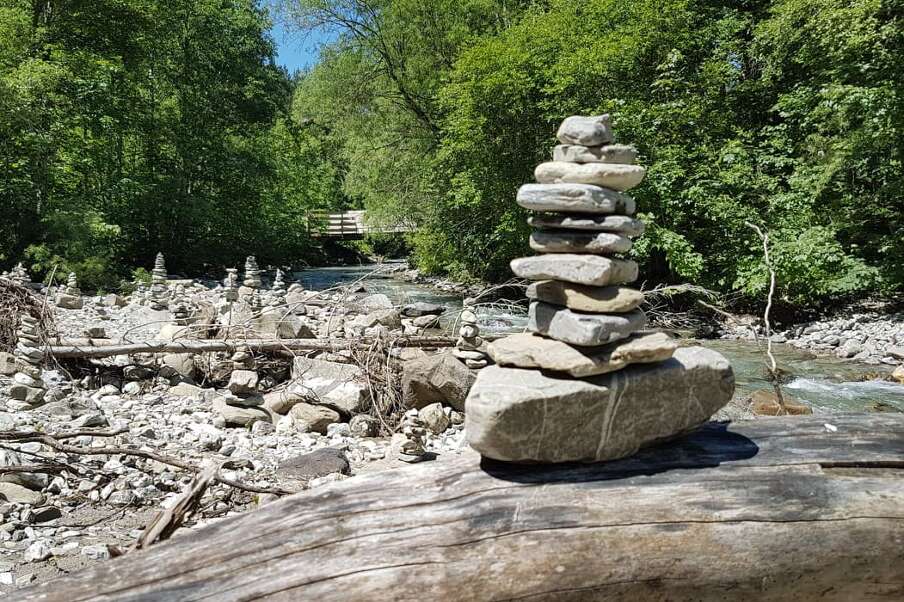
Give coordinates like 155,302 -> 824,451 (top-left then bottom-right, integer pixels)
294,264 -> 904,413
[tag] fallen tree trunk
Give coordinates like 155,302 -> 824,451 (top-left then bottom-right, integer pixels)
45,336 -> 458,359
12,413 -> 904,601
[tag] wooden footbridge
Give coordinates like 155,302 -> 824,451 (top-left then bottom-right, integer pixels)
308,210 -> 414,240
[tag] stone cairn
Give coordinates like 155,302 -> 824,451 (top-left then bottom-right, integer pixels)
131,279 -> 148,305
170,284 -> 191,325
398,408 -> 428,463
243,256 -> 263,290
223,268 -> 239,303
11,315 -> 46,405
453,305 -> 489,369
269,269 -> 287,307
465,114 -> 735,464
8,263 -> 30,286
55,272 -> 83,309
148,253 -> 169,311
64,272 -> 80,296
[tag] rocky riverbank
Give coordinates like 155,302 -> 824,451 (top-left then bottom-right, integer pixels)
719,307 -> 904,369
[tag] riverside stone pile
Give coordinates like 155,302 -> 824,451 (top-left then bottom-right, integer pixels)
9,315 -> 46,406
147,253 -> 169,311
54,273 -> 83,310
242,256 -> 263,291
466,114 -> 735,464
453,306 -> 489,369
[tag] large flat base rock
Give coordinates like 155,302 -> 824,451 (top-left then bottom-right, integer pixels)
465,346 -> 734,463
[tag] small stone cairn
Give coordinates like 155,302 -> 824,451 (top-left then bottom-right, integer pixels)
55,272 -> 83,310
269,269 -> 287,307
11,315 -> 46,405
148,253 -> 169,311
453,306 -> 489,369
466,114 -> 735,464
398,409 -> 428,463
169,284 -> 191,325
223,268 -> 239,303
243,256 -> 263,289
8,263 -> 31,286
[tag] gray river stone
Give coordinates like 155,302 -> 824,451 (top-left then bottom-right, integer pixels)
517,183 -> 635,214
553,144 -> 637,164
529,230 -> 632,254
465,346 -> 735,463
488,332 -> 677,377
556,115 -> 613,146
511,255 -> 638,286
535,162 -> 646,192
528,214 -> 645,236
526,281 -> 644,313
528,302 -> 646,346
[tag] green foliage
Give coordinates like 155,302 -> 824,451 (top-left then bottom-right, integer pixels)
0,0 -> 346,289
283,0 -> 902,307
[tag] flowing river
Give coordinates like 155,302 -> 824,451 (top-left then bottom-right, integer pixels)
294,264 -> 904,414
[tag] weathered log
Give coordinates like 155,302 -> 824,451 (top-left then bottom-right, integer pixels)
45,336 -> 458,359
12,413 -> 904,601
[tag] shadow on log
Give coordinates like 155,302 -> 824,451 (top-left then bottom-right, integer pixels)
10,413 -> 904,601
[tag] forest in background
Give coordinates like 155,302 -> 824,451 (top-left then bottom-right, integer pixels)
2,0 -> 902,309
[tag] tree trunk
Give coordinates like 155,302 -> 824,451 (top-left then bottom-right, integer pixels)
11,413 -> 904,601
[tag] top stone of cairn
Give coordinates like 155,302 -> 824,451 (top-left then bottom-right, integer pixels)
556,114 -> 613,146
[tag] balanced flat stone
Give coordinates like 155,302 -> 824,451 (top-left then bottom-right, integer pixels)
553,144 -> 637,164
465,346 -> 735,463
528,214 -> 645,236
556,115 -> 613,146
528,302 -> 646,346
526,280 -> 644,313
535,162 -> 646,191
517,183 -> 635,214
511,255 -> 638,286
488,332 -> 677,377
529,230 -> 632,254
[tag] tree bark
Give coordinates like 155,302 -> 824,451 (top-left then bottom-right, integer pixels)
46,336 -> 458,359
11,413 -> 904,601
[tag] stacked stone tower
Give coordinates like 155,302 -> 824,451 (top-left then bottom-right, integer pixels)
453,306 -> 489,369
11,315 -> 46,406
269,269 -> 287,307
8,263 -> 30,286
466,114 -> 735,464
148,253 -> 169,311
55,272 -> 83,309
243,256 -> 262,289
223,268 -> 239,303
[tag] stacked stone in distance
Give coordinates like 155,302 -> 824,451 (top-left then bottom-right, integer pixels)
466,114 -> 735,464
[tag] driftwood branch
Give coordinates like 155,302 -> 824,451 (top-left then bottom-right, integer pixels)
45,336 -> 458,359
133,462 -> 220,551
10,413 -> 904,602
0,429 -> 291,496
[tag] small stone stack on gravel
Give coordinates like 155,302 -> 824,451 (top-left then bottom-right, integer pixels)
466,114 -> 735,464
269,269 -> 287,307
8,263 -> 31,286
54,272 -> 83,310
243,256 -> 263,290
147,253 -> 169,311
453,306 -> 490,369
10,315 -> 46,406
